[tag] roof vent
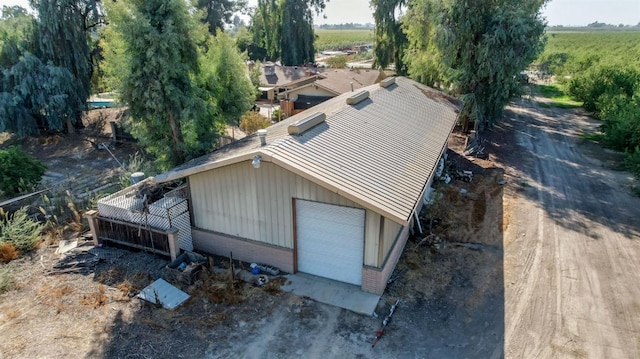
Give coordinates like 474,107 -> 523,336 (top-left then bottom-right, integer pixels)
288,112 -> 326,135
257,129 -> 267,146
346,90 -> 369,105
380,77 -> 396,88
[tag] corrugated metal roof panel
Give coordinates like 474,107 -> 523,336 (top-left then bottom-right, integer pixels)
155,77 -> 459,224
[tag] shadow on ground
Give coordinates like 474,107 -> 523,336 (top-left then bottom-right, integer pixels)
489,101 -> 640,241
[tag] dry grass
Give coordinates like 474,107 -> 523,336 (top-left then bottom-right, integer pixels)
0,242 -> 19,263
37,135 -> 63,145
263,276 -> 286,294
81,285 -> 107,308
51,284 -> 74,298
97,268 -> 151,301
4,308 -> 21,320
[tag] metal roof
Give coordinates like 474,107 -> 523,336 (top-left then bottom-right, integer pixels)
154,77 -> 460,224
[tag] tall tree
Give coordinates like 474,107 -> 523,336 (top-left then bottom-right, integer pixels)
0,6 -> 35,68
250,0 -> 324,65
371,0 -> 407,74
401,0 -> 445,87
107,0 -> 201,166
32,0 -> 97,132
185,32 -> 257,157
251,0 -> 282,61
0,1 -> 101,135
403,0 -> 547,132
105,0 -> 257,167
279,0 -> 316,66
194,0 -> 247,35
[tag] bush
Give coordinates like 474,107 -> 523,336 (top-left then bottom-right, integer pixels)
326,55 -> 348,69
599,94 -> 640,152
118,152 -> 157,189
0,242 -> 19,263
239,111 -> 270,135
568,65 -> 640,113
0,268 -> 15,294
0,207 -> 44,252
0,146 -> 46,198
271,108 -> 286,122
625,146 -> 640,178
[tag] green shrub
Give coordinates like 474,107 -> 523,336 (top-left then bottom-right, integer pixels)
271,108 -> 286,122
326,55 -> 347,69
0,146 -> 46,198
568,65 -> 640,113
599,93 -> 640,152
0,268 -> 15,294
118,152 -> 157,189
625,146 -> 640,178
0,207 -> 44,252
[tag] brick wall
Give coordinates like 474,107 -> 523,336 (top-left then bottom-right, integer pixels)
362,224 -> 410,294
192,228 -> 294,273
194,225 -> 410,296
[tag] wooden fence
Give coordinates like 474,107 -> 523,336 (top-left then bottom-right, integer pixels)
85,210 -> 180,260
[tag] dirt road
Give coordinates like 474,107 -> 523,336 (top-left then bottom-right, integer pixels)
502,100 -> 640,358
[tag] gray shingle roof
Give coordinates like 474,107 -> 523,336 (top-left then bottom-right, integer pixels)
155,77 -> 460,224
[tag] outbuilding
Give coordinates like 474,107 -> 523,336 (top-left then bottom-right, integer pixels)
154,77 -> 460,294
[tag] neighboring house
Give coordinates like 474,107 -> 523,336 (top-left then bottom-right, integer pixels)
255,62 -> 385,116
154,77 -> 460,295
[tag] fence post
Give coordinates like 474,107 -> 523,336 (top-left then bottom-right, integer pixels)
84,210 -> 100,246
167,227 -> 180,261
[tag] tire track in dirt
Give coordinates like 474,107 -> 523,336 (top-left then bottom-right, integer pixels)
504,99 -> 640,358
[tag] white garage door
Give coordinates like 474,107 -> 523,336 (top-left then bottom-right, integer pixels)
295,199 -> 365,285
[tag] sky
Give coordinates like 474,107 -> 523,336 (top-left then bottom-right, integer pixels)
2,0 -> 639,27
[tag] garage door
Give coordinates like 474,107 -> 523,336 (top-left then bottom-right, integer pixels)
295,199 -> 365,285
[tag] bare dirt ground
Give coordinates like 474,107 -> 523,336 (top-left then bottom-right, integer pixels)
502,98 -> 640,358
1,94 -> 639,358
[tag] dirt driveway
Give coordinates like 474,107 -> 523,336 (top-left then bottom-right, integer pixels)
502,99 -> 640,358
1,97 -> 639,358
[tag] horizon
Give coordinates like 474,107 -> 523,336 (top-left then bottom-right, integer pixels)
2,0 -> 639,27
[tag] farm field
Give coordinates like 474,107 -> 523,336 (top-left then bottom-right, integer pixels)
314,28 -> 374,51
537,30 -> 640,73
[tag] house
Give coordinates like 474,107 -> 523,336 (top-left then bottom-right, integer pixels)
255,62 -> 384,116
153,77 -> 460,295
278,68 -> 385,116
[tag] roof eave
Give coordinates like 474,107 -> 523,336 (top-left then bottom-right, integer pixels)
264,151 -> 410,225
153,151 -> 258,183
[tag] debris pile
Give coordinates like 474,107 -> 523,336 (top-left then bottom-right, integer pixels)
372,299 -> 400,348
464,135 -> 489,159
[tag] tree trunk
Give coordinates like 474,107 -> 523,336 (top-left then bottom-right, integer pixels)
167,112 -> 185,164
66,116 -> 75,135
461,114 -> 470,133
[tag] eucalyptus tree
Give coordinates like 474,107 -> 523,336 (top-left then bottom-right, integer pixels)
371,0 -> 407,74
279,0 -> 318,66
0,1 -> 101,135
194,0 -> 247,35
402,0 -> 547,132
437,0 -> 548,131
251,0 -> 281,61
32,0 -> 98,132
250,0 -> 324,65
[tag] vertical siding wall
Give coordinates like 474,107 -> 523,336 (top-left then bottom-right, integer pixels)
189,161 -> 362,250
362,224 -> 410,295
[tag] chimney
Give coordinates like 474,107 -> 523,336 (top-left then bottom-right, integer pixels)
258,129 -> 267,146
